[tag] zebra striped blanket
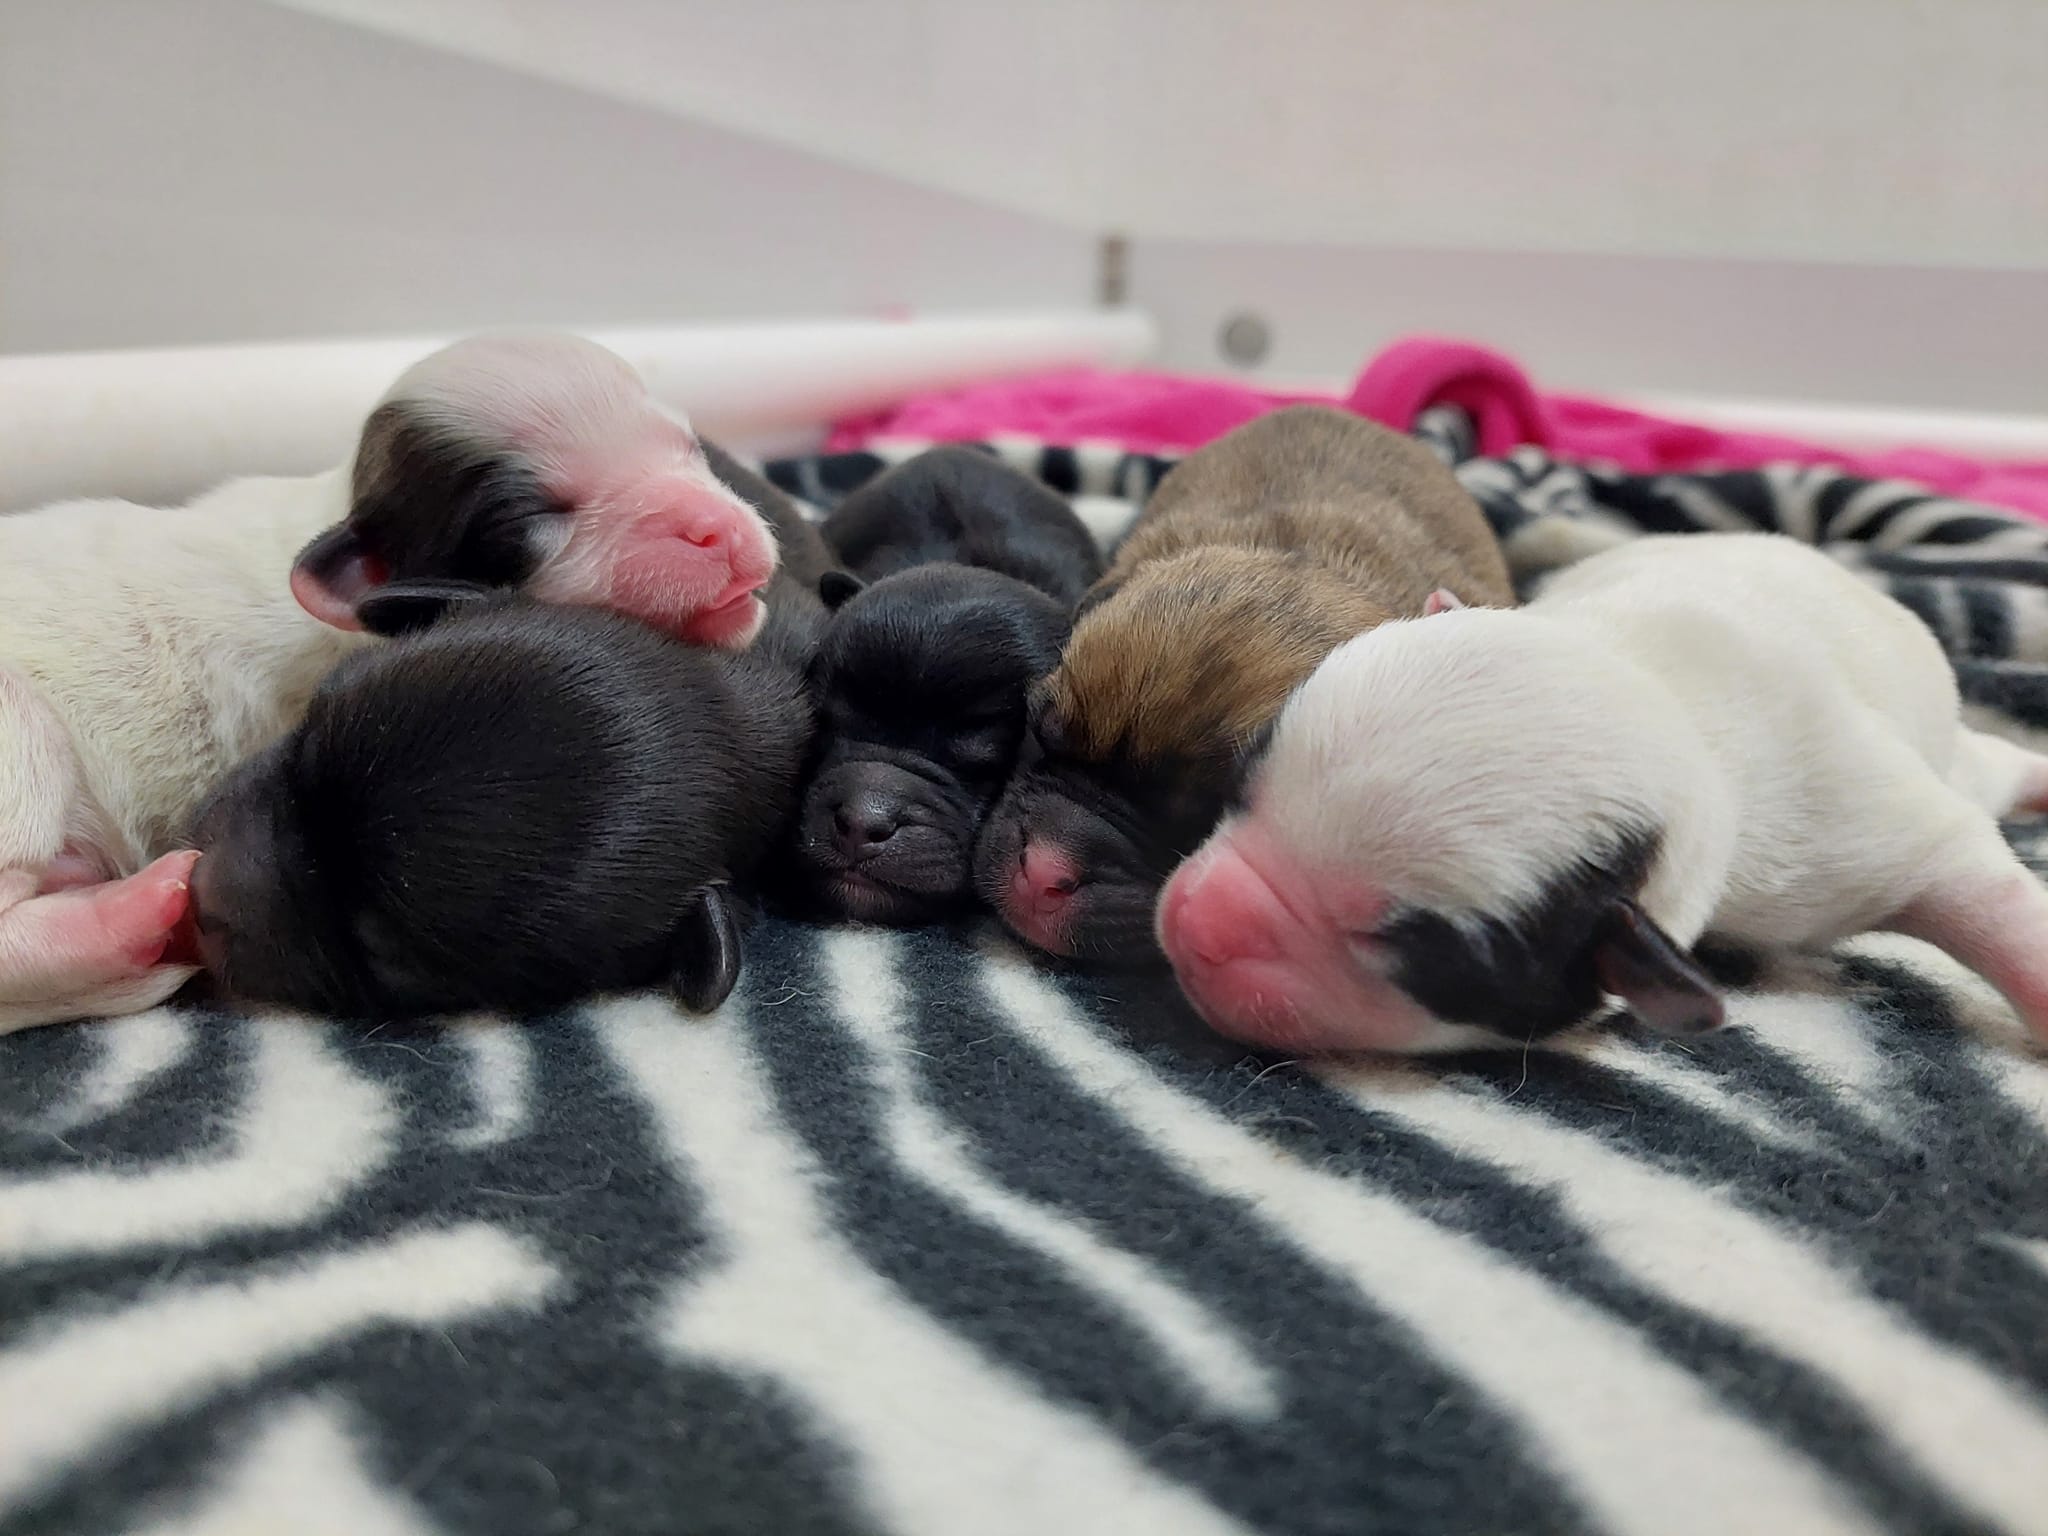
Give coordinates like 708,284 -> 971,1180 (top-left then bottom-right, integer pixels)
6,417 -> 2048,1536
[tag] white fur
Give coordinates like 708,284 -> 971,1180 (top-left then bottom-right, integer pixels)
0,332 -> 677,1033
1245,533 -> 2048,1038
0,470 -> 363,877
0,335 -> 661,883
400,334 -> 777,644
0,471 -> 367,1031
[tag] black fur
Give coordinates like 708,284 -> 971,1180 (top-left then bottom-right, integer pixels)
973,716 -> 1241,968
702,439 -> 842,618
1378,826 -> 1679,1039
185,602 -> 813,1020
294,403 -> 563,608
820,446 -> 1102,606
790,450 -> 1104,924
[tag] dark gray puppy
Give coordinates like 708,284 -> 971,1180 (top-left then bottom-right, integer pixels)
186,598 -> 813,1020
793,448 -> 1104,924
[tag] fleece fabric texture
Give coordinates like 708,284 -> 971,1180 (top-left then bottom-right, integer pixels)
5,409 -> 2048,1536
826,336 -> 2048,521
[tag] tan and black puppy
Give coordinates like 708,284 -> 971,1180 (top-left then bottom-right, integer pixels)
975,405 -> 1514,965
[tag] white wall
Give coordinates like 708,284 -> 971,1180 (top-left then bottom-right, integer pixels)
0,0 -> 1096,354
253,0 -> 2048,411
1132,241 -> 2048,413
273,0 -> 2048,270
5,0 -> 2043,413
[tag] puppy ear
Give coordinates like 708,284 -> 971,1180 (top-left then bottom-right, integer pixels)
1235,715 -> 1279,772
354,579 -> 496,637
669,884 -> 745,1015
819,570 -> 865,610
1424,588 -> 1466,616
1589,899 -> 1724,1035
291,525 -> 389,632
1074,576 -> 1123,621
1026,683 -> 1072,756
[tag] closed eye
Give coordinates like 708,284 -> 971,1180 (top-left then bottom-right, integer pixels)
950,721 -> 1016,767
1344,930 -> 1390,974
520,515 -> 574,565
954,703 -> 1016,731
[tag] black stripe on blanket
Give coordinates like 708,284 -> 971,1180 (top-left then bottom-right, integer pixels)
7,415 -> 2048,1536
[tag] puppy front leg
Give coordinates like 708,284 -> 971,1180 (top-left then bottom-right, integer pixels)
0,671 -> 196,1033
0,667 -> 79,878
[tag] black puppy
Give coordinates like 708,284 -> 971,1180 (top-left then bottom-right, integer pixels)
185,599 -> 813,1020
821,446 -> 1101,605
792,448 -> 1103,923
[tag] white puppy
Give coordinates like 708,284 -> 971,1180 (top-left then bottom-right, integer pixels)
1157,533 -> 2048,1052
0,333 -> 786,1033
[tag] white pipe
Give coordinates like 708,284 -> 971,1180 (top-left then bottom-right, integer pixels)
1626,393 -> 2048,461
0,310 -> 1157,512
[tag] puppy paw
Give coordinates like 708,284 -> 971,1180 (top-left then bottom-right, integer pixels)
0,851 -> 201,1031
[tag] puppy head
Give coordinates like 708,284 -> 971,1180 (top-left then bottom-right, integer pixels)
1049,547 -> 1394,765
291,333 -> 778,648
185,737 -> 362,1013
796,565 -> 1070,923
821,444 -> 1106,605
187,605 -> 759,1020
973,744 -> 1237,967
975,547 -> 1389,963
1157,610 -> 1724,1052
972,672 -> 1248,967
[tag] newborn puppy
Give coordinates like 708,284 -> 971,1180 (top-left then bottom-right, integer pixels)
819,445 -> 1102,605
793,448 -> 1104,922
977,406 -> 1514,966
1158,533 -> 2048,1052
0,331 -> 800,1033
187,599 -> 813,1020
293,332 -> 827,648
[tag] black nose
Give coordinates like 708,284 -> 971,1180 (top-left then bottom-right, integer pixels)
832,793 -> 900,858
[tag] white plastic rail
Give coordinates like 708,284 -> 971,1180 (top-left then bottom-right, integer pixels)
0,309 -> 1157,512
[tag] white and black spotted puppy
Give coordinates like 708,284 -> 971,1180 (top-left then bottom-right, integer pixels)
0,332 -> 797,1034
1157,532 -> 2048,1053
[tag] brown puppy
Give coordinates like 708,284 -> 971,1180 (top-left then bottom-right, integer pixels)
975,405 -> 1514,964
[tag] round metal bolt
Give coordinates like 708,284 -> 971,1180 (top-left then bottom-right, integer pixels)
1218,311 -> 1272,367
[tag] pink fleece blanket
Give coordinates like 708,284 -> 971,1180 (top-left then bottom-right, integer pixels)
827,337 -> 2048,521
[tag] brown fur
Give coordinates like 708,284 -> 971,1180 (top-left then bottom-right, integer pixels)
1044,406 -> 1514,764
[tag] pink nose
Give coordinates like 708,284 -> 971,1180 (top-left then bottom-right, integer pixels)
1012,843 -> 1081,918
643,481 -> 776,585
1157,843 -> 1291,971
676,505 -> 724,550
